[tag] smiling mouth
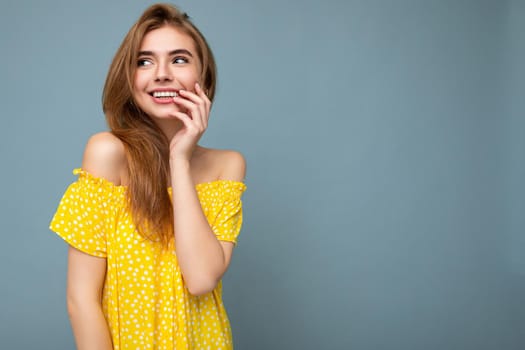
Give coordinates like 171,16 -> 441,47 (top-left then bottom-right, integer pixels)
150,91 -> 178,98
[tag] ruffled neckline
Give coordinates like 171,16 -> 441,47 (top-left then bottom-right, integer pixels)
72,168 -> 247,192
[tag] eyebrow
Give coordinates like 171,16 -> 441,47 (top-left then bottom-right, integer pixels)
138,49 -> 194,57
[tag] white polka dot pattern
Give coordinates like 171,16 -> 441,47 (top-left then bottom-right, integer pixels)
49,169 -> 247,349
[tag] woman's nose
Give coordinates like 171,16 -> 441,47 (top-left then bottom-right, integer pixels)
155,63 -> 173,82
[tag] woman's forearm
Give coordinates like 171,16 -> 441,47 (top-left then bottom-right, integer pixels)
170,159 -> 226,295
68,301 -> 113,350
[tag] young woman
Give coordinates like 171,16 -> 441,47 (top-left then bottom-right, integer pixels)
50,4 -> 246,349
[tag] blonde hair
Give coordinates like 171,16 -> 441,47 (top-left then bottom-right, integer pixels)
102,3 -> 217,246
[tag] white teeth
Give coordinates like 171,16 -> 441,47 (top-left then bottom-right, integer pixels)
153,91 -> 178,98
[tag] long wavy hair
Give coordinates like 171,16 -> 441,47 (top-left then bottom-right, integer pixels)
102,3 -> 217,246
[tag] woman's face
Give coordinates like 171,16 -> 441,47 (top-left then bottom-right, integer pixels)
133,25 -> 201,120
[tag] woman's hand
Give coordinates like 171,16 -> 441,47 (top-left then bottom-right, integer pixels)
169,82 -> 211,161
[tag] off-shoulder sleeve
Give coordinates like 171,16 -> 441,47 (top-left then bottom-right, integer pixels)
49,169 -> 117,257
197,181 -> 247,244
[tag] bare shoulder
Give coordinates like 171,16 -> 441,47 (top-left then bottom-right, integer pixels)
82,131 -> 126,185
195,147 -> 246,183
218,149 -> 246,182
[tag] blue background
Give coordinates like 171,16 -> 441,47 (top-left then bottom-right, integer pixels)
1,0 -> 523,349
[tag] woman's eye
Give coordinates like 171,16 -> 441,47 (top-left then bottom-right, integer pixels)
137,59 -> 152,67
173,57 -> 188,64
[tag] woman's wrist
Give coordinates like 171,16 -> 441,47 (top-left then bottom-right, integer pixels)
169,154 -> 191,165
169,157 -> 191,178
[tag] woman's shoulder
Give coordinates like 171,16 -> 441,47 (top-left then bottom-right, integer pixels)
194,146 -> 246,183
81,131 -> 127,185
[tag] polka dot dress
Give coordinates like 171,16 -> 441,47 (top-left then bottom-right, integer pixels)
50,169 -> 246,350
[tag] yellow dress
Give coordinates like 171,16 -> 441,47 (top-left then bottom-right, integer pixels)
50,169 -> 246,350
